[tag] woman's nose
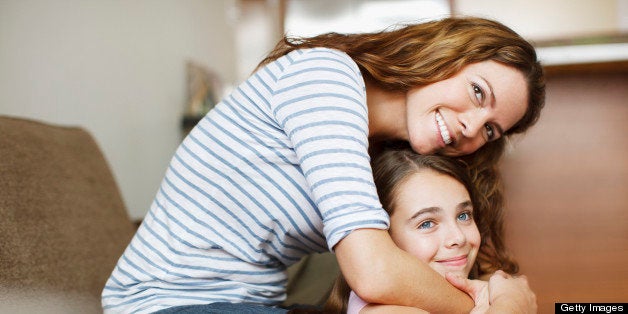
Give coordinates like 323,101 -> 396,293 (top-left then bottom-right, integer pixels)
458,108 -> 488,139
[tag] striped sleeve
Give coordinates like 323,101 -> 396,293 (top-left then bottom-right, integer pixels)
271,48 -> 390,249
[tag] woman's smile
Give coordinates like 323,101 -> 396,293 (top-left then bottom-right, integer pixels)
404,60 -> 529,156
435,110 -> 452,146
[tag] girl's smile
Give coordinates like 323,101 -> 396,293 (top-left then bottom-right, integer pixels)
435,255 -> 469,268
389,168 -> 481,278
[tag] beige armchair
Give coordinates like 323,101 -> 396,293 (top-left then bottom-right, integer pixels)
0,116 -> 135,313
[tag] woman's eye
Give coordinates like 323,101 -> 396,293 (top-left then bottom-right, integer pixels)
472,84 -> 484,102
418,220 -> 434,229
484,124 -> 495,141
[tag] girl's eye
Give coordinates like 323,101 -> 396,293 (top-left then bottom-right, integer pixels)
418,220 -> 434,229
457,212 -> 472,221
484,124 -> 495,141
472,84 -> 484,103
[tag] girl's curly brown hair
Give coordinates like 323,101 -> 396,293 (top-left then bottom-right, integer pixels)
322,142 -> 518,314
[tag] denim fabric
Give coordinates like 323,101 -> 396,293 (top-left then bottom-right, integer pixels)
154,302 -> 288,314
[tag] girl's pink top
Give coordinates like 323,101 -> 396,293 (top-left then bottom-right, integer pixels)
347,290 -> 368,314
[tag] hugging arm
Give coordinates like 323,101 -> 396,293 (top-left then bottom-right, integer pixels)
335,228 -> 475,313
448,270 -> 537,313
360,304 -> 430,314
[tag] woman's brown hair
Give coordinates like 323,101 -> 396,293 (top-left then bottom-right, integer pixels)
459,137 -> 518,277
323,144 -> 518,313
258,16 -> 545,136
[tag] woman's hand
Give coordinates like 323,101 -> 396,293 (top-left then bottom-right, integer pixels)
448,270 -> 537,314
486,270 -> 537,313
445,273 -> 489,314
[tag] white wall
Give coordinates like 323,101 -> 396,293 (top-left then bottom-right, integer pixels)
234,0 -> 282,83
0,0 -> 238,220
2,0 -> 626,221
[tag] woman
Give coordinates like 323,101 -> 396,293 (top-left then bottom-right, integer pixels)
102,17 -> 544,313
324,147 -> 524,313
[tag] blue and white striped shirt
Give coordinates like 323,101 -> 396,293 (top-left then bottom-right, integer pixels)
102,48 -> 390,313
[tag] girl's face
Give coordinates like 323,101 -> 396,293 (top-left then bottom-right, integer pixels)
388,169 -> 480,278
405,60 -> 528,156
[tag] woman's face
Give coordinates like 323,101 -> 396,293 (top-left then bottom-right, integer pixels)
405,60 -> 528,156
388,169 -> 480,278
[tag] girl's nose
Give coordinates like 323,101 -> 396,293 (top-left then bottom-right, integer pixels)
445,225 -> 467,248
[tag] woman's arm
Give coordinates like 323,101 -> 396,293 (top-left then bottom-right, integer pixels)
271,49 -> 471,312
447,270 -> 537,313
335,228 -> 474,313
361,304 -> 429,314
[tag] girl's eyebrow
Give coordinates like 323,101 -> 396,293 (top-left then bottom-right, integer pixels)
409,207 -> 440,221
457,200 -> 473,211
409,200 -> 473,221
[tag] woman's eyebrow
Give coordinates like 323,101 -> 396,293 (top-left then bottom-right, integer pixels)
482,76 -> 496,106
481,76 -> 505,137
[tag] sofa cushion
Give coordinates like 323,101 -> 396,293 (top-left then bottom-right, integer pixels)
0,116 -> 135,308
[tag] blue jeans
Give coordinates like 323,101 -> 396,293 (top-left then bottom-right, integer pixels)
155,302 -> 288,313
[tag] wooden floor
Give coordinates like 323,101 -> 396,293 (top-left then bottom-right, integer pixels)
500,72 -> 628,313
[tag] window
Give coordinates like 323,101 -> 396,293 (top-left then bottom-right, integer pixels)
284,0 -> 451,37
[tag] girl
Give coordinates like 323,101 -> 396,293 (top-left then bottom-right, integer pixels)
324,147 -> 522,313
103,17 -> 543,313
